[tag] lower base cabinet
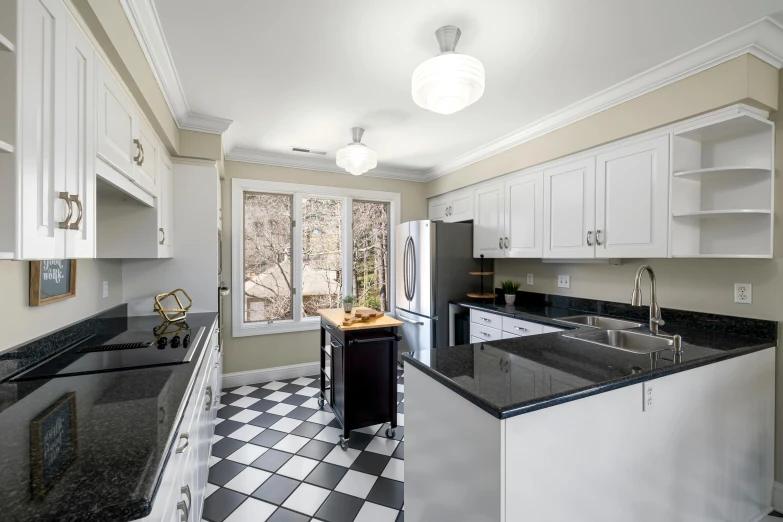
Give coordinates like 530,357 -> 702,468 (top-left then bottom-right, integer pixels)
141,321 -> 220,522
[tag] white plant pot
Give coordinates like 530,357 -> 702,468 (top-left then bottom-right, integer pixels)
343,303 -> 353,313
504,294 -> 516,305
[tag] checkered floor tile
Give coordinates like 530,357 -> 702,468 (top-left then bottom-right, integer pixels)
205,370 -> 405,522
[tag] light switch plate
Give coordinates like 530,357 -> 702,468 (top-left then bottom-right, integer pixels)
526,274 -> 534,286
557,275 -> 570,288
102,281 -> 109,299
643,381 -> 654,411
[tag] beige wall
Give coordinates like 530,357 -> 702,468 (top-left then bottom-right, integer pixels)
0,260 -> 123,352
221,161 -> 428,374
427,54 -> 778,198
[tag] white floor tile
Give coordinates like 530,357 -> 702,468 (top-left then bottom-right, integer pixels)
269,417 -> 304,433
364,436 -> 399,456
205,483 -> 219,498
273,434 -> 310,454
281,483 -> 331,516
381,457 -> 404,482
300,398 -> 321,410
295,386 -> 320,397
291,377 -> 316,386
227,424 -> 265,442
262,381 -> 287,390
224,497 -> 277,522
354,502 -> 399,522
397,384 -> 404,392
307,410 -> 335,425
354,424 -> 382,435
232,385 -> 258,396
277,455 -> 319,480
215,418 -> 225,425
323,446 -> 361,468
334,470 -> 378,499
216,403 -> 226,410
265,391 -> 292,402
226,443 -> 268,465
209,456 -> 222,467
266,403 -> 297,416
313,426 -> 341,444
224,467 -> 272,495
212,434 -> 224,444
231,396 -> 261,408
397,413 -> 405,426
229,409 -> 262,424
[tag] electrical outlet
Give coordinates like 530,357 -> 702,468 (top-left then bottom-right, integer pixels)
734,283 -> 751,304
643,381 -> 654,411
102,281 -> 109,299
526,274 -> 534,286
557,275 -> 570,289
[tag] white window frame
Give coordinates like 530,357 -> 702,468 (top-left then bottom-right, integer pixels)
232,178 -> 401,337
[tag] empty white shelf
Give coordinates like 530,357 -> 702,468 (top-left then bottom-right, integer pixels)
0,32 -> 13,52
673,166 -> 770,180
672,209 -> 771,218
0,139 -> 14,153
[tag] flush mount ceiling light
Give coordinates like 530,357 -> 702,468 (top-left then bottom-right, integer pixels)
336,127 -> 377,176
412,25 -> 485,115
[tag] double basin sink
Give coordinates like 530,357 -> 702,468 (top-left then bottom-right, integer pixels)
559,315 -> 677,355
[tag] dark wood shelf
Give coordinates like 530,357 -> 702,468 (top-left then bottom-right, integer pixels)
467,292 -> 496,299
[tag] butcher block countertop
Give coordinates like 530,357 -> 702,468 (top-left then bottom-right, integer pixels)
317,308 -> 403,331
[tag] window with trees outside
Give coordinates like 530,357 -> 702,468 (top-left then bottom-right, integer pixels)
233,179 -> 400,336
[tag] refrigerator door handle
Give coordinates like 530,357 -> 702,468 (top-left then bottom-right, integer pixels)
402,237 -> 410,301
408,238 -> 417,300
397,314 -> 424,326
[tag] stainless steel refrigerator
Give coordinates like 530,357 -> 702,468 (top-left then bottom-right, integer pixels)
395,220 -> 480,359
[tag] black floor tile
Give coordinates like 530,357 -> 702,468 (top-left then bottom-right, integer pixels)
326,418 -> 342,428
250,448 -> 293,472
367,477 -> 405,509
345,431 -> 373,451
217,405 -> 243,419
282,394 -> 309,406
268,507 -> 310,522
397,376 -> 404,384
249,413 -> 284,428
350,451 -> 391,476
314,491 -> 365,522
396,392 -> 404,403
770,512 -> 783,518
214,420 -> 244,437
211,437 -> 246,458
291,421 -> 324,438
208,460 -> 246,486
220,393 -> 244,405
287,406 -> 317,420
251,473 -> 300,505
396,511 -> 405,522
247,399 -> 280,412
397,402 -> 404,414
297,439 -> 334,461
202,487 -> 246,522
247,387 -> 275,400
278,383 -> 304,394
250,429 -> 287,448
304,461 -> 348,489
392,441 -> 404,460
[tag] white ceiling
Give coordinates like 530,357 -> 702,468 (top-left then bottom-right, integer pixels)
150,0 -> 783,177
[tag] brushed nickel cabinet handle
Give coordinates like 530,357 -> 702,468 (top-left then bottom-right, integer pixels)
159,227 -> 165,245
586,230 -> 593,247
205,386 -> 213,411
133,139 -> 142,165
58,192 -> 73,229
596,229 -> 602,246
68,194 -> 83,231
499,237 -> 503,249
177,500 -> 188,522
504,237 -> 509,248
138,142 -> 145,166
182,485 -> 191,511
176,433 -> 189,453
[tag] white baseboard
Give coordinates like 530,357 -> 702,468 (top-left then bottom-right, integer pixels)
772,481 -> 783,512
222,362 -> 320,388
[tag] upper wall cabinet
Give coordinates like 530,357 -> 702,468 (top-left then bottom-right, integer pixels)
473,183 -> 505,258
505,172 -> 544,258
429,189 -> 473,222
543,158 -> 596,259
594,136 -> 670,258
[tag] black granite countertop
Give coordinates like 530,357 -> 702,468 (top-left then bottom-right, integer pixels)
402,296 -> 776,419
0,305 -> 218,522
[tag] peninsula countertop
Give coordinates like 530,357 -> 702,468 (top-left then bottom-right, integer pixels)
402,298 -> 776,419
0,306 -> 218,522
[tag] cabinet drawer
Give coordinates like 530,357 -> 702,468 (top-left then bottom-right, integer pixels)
470,322 -> 502,341
502,316 -> 543,336
470,336 -> 484,344
502,331 -> 521,339
470,309 -> 502,329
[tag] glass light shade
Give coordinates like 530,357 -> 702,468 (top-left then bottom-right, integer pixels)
412,53 -> 485,115
336,143 -> 378,176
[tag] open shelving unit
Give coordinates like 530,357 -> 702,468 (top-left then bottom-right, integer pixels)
467,255 -> 496,300
670,112 -> 774,258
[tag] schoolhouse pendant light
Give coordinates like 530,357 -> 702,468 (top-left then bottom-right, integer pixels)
412,25 -> 485,115
336,127 -> 377,176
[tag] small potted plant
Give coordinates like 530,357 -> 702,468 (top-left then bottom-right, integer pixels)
500,280 -> 520,306
342,295 -> 357,313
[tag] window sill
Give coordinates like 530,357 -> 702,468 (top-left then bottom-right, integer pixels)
233,320 -> 321,337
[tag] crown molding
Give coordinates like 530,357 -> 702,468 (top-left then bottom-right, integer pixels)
226,148 -> 428,182
420,16 -> 783,182
120,0 -> 232,135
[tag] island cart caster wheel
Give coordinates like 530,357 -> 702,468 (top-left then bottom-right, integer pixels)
338,435 -> 347,451
385,427 -> 396,439
317,397 -> 325,409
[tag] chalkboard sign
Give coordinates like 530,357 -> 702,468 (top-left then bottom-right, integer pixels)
29,260 -> 77,306
30,393 -> 78,498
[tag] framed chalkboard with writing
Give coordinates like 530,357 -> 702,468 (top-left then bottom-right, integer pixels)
29,260 -> 77,306
30,393 -> 78,498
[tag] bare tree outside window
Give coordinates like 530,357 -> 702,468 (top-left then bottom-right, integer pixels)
352,201 -> 390,312
243,192 -> 293,322
301,198 -> 343,317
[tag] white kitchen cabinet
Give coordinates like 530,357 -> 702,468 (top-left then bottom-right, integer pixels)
97,58 -> 139,181
158,153 -> 174,257
428,197 -> 448,221
473,183 -> 505,258
504,171 -> 544,257
595,136 -> 670,258
543,157 -> 596,258
429,190 -> 473,222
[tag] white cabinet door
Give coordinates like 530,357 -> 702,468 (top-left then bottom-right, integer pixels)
96,59 -> 138,180
428,198 -> 447,221
157,153 -> 174,257
18,0 -> 68,260
136,119 -> 158,196
446,191 -> 473,222
595,136 -> 669,258
64,13 -> 95,258
504,171 -> 543,258
473,183 -> 505,258
543,158 -> 596,258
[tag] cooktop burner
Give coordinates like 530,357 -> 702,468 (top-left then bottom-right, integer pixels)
13,319 -> 206,381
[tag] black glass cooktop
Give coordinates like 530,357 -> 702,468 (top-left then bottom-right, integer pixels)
13,317 -> 205,381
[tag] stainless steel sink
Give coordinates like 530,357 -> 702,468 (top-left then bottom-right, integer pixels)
565,329 -> 675,355
558,315 -> 644,330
